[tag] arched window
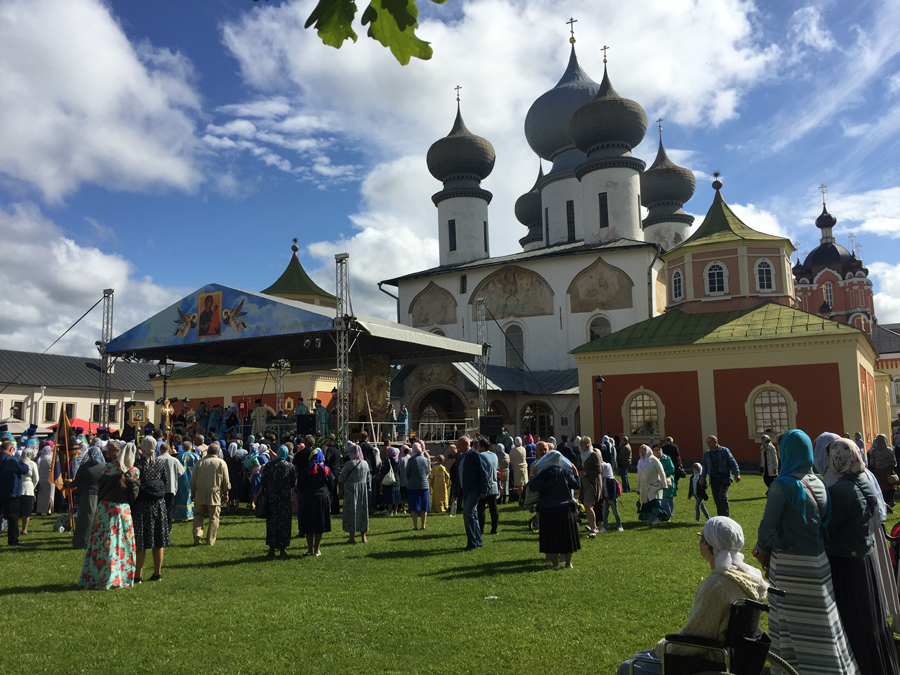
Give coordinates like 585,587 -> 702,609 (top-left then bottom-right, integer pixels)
459,274 -> 467,294
431,328 -> 446,337
627,393 -> 660,437
756,259 -> 773,291
522,401 -> 553,439
823,281 -> 833,307
705,262 -> 727,295
505,324 -> 524,369
752,389 -> 789,435
588,316 -> 611,341
672,269 -> 683,300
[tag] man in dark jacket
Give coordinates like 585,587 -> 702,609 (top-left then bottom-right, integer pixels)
0,440 -> 30,546
557,434 -> 578,466
700,435 -> 741,517
323,434 -> 341,514
661,436 -> 684,489
459,435 -> 489,551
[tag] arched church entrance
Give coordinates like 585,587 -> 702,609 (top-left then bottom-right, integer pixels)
412,387 -> 468,442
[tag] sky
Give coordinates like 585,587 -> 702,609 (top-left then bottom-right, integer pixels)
2,0 -> 900,358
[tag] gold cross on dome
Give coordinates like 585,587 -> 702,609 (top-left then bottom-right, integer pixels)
657,117 -> 664,135
567,17 -> 577,43
819,183 -> 827,205
454,85 -> 462,102
602,45 -> 609,63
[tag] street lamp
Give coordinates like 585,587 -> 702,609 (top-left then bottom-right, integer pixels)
157,357 -> 175,432
595,376 -> 605,438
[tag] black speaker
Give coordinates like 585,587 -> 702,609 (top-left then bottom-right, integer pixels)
122,402 -> 138,442
479,415 -> 503,437
296,414 -> 316,436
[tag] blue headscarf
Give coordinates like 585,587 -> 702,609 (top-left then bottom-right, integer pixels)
774,429 -> 814,521
277,445 -> 290,461
308,448 -> 327,474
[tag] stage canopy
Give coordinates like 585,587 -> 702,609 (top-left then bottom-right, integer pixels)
106,284 -> 481,370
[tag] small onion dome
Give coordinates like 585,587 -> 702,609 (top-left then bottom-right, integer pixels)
819,300 -> 832,314
515,166 -> 544,225
427,106 -> 495,182
569,65 -> 647,155
640,139 -> 695,207
815,204 -> 837,229
524,46 -> 600,161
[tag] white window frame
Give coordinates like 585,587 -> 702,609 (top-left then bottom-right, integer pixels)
823,281 -> 833,307
671,269 -> 684,300
43,401 -> 56,422
704,260 -> 729,296
755,258 -> 774,293
621,387 -> 665,441
64,402 -> 76,420
743,381 -> 798,440
11,400 -> 25,421
587,314 -> 612,342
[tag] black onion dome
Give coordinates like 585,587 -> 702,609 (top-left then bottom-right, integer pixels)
427,107 -> 495,182
569,65 -> 647,155
640,139 -> 696,206
515,166 -> 544,225
815,205 -> 837,229
796,242 -> 866,281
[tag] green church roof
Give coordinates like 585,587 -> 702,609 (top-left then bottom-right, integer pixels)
667,184 -> 787,254
261,246 -> 335,299
571,302 -> 861,354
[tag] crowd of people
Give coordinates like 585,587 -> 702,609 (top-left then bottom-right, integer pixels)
3,421 -> 900,674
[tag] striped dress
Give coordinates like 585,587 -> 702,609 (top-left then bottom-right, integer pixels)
768,551 -> 859,675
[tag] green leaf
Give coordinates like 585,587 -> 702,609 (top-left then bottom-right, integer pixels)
304,0 -> 359,49
430,0 -> 448,4
361,0 -> 433,65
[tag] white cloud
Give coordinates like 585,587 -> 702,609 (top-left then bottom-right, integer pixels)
728,203 -> 792,239
789,7 -> 836,53
84,216 -> 117,242
0,0 -> 204,202
0,203 -> 185,356
869,262 -> 900,323
831,187 -> 900,237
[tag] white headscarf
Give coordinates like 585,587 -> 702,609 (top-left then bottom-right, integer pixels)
120,442 -> 137,472
534,449 -> 571,471
494,443 -> 507,458
636,445 -> 653,471
579,440 -> 593,464
600,461 -> 615,480
514,436 -> 522,447
702,516 -> 765,584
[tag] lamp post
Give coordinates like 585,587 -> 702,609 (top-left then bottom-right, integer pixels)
595,376 -> 605,438
157,357 -> 175,433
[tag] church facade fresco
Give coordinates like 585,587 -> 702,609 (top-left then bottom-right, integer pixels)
566,256 -> 634,313
408,281 -> 458,327
467,265 -> 555,320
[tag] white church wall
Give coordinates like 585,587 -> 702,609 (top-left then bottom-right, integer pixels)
580,166 -> 643,244
541,175 -> 584,246
437,196 -> 490,266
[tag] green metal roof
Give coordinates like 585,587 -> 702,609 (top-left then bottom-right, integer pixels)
169,363 -> 267,380
261,250 -> 335,299
572,302 -> 861,354
667,187 -> 786,253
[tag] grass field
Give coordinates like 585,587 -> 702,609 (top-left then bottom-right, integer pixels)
2,475 -> 892,674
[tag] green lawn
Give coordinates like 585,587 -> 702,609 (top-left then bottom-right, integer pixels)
1,476 -> 890,674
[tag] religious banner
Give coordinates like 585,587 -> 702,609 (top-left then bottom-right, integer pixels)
50,409 -> 76,531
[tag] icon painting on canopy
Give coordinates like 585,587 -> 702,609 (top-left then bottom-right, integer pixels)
198,291 -> 223,338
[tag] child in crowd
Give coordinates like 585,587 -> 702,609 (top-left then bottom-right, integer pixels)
687,462 -> 710,524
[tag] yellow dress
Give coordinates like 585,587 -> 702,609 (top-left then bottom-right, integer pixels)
428,464 -> 450,513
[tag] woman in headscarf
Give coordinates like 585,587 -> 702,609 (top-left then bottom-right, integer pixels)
636,445 -> 667,525
36,444 -> 56,515
133,436 -> 170,583
79,441 -> 140,590
655,443 -> 677,519
260,445 -> 296,558
577,436 -> 602,537
405,442 -> 431,531
338,443 -> 370,543
296,449 -> 334,556
526,446 -> 581,569
397,444 -> 410,513
18,446 -> 39,536
509,436 -> 528,504
618,516 -> 768,674
753,429 -> 858,675
760,434 -> 779,492
247,444 -> 263,510
825,438 -> 898,675
495,442 -> 510,504
223,439 -> 243,513
428,453 -> 451,513
68,444 -> 106,549
173,439 -> 199,520
523,434 -> 536,459
867,433 -> 899,504
379,446 -> 402,516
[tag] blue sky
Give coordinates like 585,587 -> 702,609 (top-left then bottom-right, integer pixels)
2,0 -> 900,356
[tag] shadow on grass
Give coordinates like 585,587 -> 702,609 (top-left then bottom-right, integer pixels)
433,557 -> 544,579
391,532 -> 459,541
729,496 -> 765,502
164,553 -> 278,569
363,548 -> 450,560
1,583 -> 77,596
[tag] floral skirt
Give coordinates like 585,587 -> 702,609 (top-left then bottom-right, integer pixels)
79,500 -> 136,590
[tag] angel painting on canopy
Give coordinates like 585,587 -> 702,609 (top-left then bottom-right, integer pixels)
223,299 -> 248,333
173,308 -> 198,339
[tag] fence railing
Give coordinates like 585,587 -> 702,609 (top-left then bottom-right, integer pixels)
417,419 -> 476,443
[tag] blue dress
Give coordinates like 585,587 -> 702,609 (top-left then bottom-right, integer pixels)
173,451 -> 199,520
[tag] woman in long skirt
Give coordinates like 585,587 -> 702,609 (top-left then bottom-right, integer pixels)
260,446 -> 296,557
339,444 -> 370,543
297,449 -> 334,556
132,437 -> 170,583
825,438 -> 898,675
36,445 -> 56,515
526,452 -> 581,569
753,429 -> 858,675
79,443 -> 140,590
636,445 -> 666,525
69,445 -> 106,549
173,439 -> 199,520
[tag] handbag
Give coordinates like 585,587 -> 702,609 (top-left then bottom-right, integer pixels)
255,490 -> 269,519
138,476 -> 166,501
382,463 -> 396,486
675,464 -> 686,480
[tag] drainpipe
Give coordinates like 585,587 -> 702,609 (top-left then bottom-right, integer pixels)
647,244 -> 662,319
378,282 -> 400,323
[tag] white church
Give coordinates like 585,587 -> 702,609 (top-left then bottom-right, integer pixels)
383,42 -> 697,440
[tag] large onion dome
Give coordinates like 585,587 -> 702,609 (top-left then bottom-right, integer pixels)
524,46 -> 600,162
427,106 -> 495,182
793,207 -> 867,281
569,64 -> 647,156
515,166 -> 544,225
641,138 -> 696,207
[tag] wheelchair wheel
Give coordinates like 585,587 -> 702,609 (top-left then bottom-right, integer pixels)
765,651 -> 800,675
528,515 -> 539,532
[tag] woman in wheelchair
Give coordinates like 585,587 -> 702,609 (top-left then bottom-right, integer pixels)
618,516 -> 768,674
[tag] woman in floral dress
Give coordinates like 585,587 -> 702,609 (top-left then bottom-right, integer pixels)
260,445 -> 296,557
79,442 -> 140,590
173,439 -> 199,520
